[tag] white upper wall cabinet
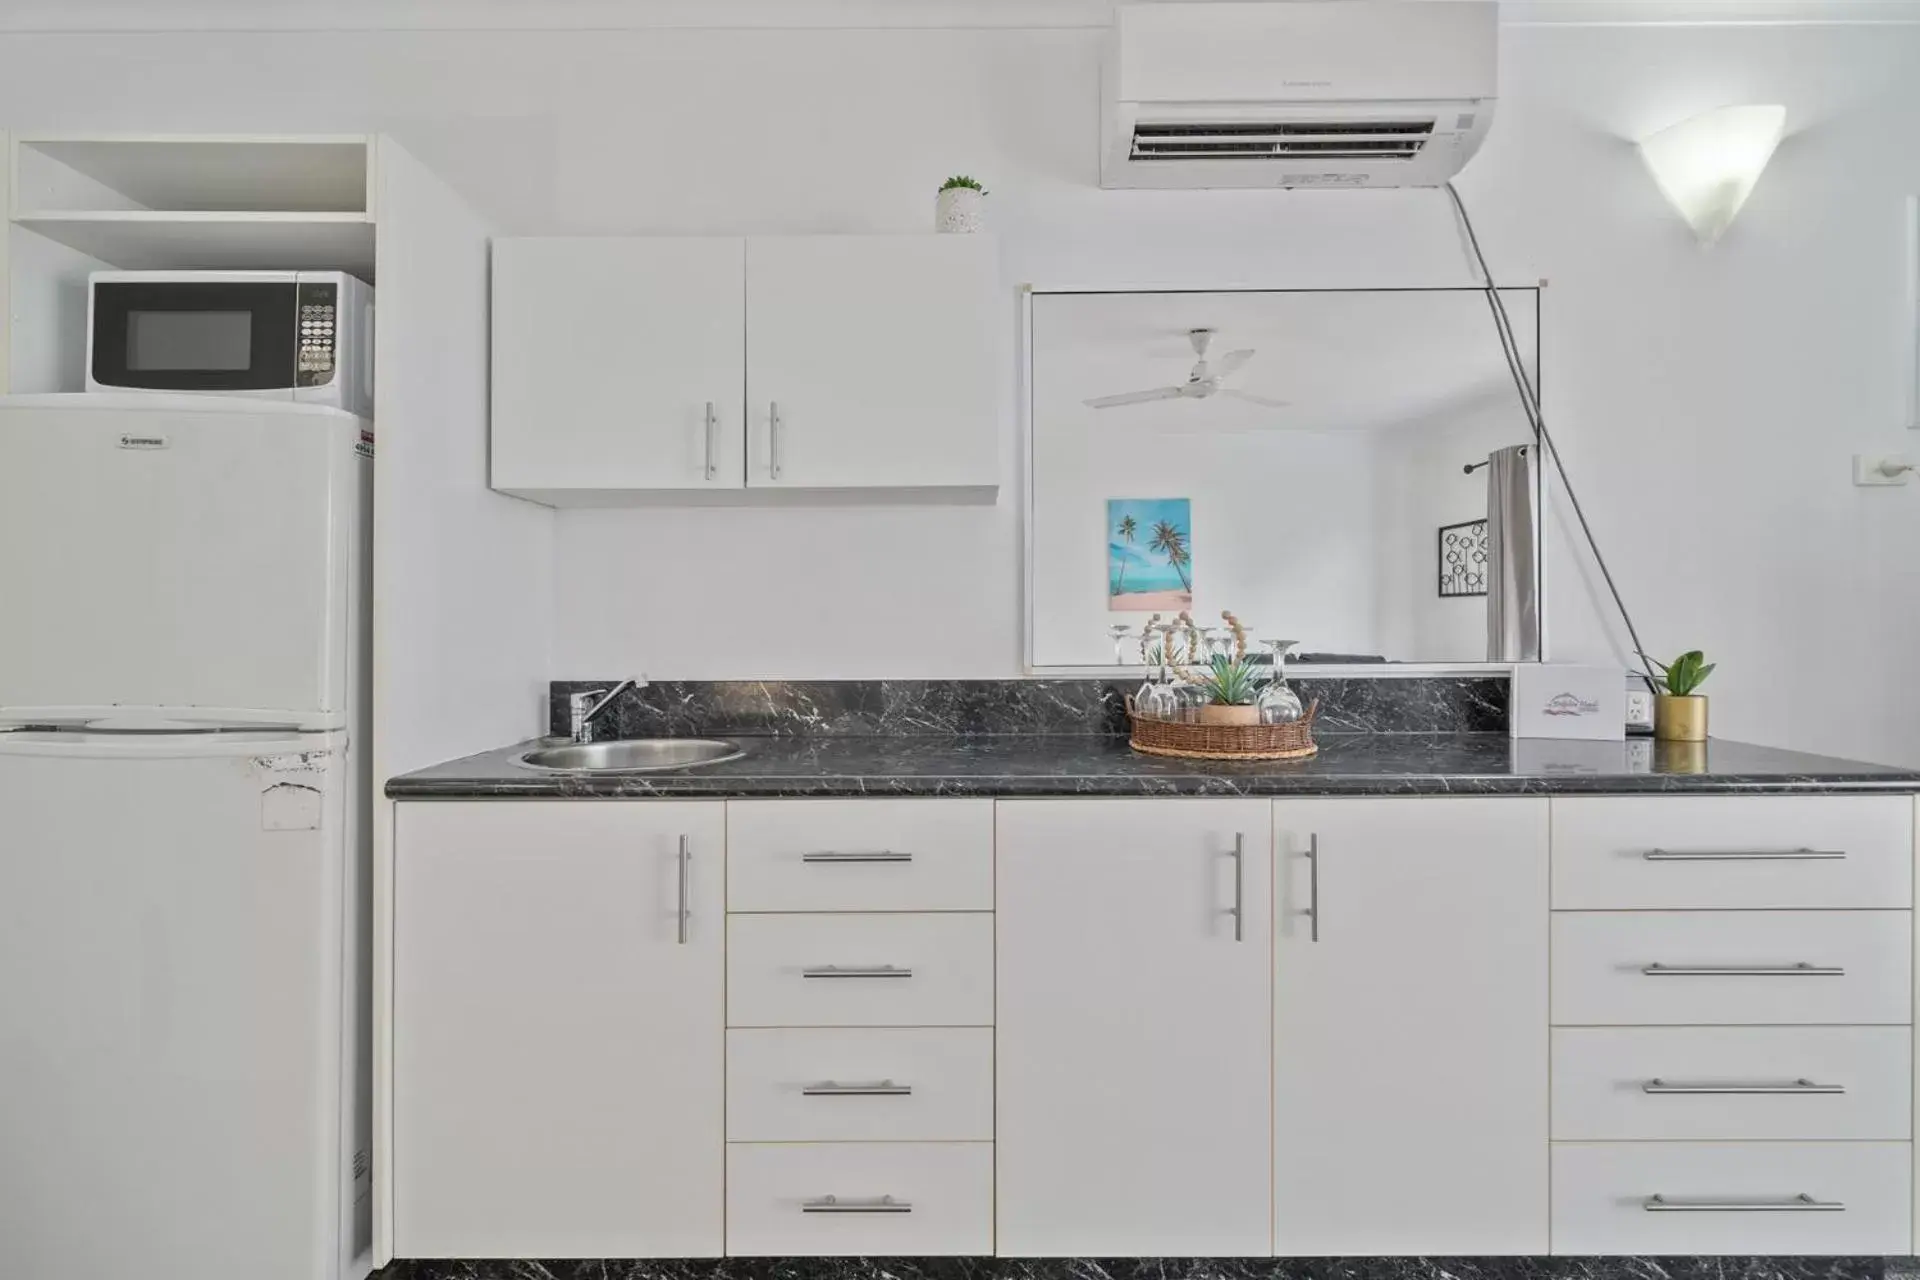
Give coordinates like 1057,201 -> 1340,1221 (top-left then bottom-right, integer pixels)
490,234 -> 999,503
745,235 -> 998,491
491,237 -> 747,494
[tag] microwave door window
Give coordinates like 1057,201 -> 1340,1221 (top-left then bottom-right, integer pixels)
91,280 -> 296,391
127,311 -> 252,371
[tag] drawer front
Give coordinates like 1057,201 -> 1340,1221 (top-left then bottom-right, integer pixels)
1551,796 -> 1913,910
728,800 -> 993,913
1552,1027 -> 1912,1141
1551,911 -> 1912,1026
1550,1141 -> 1912,1255
728,913 -> 994,1027
727,1028 -> 993,1141
725,1141 -> 993,1256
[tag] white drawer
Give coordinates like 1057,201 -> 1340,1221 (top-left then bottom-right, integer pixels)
725,1141 -> 993,1256
727,1028 -> 993,1141
1552,1027 -> 1912,1140
727,800 -> 993,913
1550,1141 -> 1912,1255
1551,910 -> 1912,1026
1552,796 -> 1913,910
727,913 -> 994,1027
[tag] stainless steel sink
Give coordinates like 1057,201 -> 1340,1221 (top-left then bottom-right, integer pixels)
518,739 -> 746,773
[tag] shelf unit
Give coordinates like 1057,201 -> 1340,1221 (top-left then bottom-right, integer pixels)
2,134 -> 377,392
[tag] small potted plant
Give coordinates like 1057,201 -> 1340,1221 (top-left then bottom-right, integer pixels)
1648,649 -> 1714,742
1191,652 -> 1269,727
936,175 -> 987,233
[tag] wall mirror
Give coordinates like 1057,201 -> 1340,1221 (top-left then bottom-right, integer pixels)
1025,286 -> 1544,673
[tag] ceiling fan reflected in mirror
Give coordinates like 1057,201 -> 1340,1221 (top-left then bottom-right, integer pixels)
1083,328 -> 1291,411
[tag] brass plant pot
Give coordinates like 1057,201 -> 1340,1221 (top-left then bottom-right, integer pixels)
1198,703 -> 1262,727
1655,694 -> 1708,742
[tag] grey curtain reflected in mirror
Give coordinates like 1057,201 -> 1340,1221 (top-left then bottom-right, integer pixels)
1485,444 -> 1539,661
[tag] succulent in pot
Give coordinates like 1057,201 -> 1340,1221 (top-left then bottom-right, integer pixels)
935,174 -> 987,233
1191,653 -> 1269,727
1647,649 -> 1714,743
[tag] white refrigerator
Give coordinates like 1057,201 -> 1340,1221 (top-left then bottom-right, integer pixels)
0,393 -> 372,1280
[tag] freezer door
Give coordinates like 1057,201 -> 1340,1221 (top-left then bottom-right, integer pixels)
0,397 -> 364,722
0,736 -> 351,1280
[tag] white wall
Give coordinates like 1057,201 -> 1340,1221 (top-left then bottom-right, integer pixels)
4,19 -> 1917,762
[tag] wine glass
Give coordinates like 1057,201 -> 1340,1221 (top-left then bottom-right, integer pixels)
1134,625 -> 1179,721
1257,639 -> 1305,724
1107,623 -> 1134,666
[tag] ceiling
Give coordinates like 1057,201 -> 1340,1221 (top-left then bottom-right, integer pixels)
2,0 -> 1915,32
1031,287 -> 1541,436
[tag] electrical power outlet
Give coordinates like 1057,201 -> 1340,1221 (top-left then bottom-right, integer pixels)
1625,687 -> 1655,734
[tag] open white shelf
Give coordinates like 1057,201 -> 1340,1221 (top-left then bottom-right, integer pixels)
14,210 -> 375,274
11,135 -> 370,216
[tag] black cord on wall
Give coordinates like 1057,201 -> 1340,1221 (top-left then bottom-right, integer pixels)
1444,181 -> 1661,691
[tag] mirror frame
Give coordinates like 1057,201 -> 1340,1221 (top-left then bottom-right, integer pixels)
1019,283 -> 1548,678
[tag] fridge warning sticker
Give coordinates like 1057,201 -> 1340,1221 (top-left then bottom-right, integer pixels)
251,753 -> 329,831
355,429 -> 375,460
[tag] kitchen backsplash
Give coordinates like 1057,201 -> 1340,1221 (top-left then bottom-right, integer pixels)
548,677 -> 1509,739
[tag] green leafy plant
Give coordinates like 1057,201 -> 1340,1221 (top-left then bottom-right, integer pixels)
939,174 -> 987,194
1648,650 -> 1716,697
1191,653 -> 1268,706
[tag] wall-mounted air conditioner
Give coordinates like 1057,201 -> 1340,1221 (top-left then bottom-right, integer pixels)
1101,1 -> 1499,190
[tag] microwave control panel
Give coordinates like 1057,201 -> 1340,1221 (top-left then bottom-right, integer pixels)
296,281 -> 337,387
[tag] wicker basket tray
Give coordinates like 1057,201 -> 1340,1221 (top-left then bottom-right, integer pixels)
1127,697 -> 1320,761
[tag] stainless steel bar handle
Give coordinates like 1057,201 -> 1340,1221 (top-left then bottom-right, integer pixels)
1645,848 -> 1845,862
1304,833 -> 1320,943
802,851 -> 914,864
1644,1194 -> 1843,1213
704,401 -> 718,480
1642,962 -> 1844,977
802,1195 -> 911,1214
1644,1078 -> 1845,1096
769,402 -> 783,479
802,965 -> 912,979
1230,832 -> 1245,943
802,1079 -> 913,1097
677,835 -> 691,945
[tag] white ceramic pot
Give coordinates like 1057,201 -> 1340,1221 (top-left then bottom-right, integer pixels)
935,186 -> 983,233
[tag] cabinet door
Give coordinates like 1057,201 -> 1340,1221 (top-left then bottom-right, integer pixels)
491,237 -> 745,493
996,799 -> 1273,1256
392,800 -> 726,1257
745,235 -> 998,489
1273,798 -> 1549,1255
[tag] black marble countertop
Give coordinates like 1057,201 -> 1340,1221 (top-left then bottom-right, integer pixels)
386,733 -> 1920,799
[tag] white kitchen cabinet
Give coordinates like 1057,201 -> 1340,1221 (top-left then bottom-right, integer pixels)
745,235 -> 998,490
995,799 -> 1273,1256
1272,798 -> 1551,1256
489,234 -> 998,501
491,237 -> 747,497
391,801 -> 726,1258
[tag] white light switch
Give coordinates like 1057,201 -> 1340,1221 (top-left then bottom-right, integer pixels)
1853,454 -> 1915,486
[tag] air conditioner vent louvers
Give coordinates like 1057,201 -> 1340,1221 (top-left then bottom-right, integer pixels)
1130,119 -> 1434,162
1132,121 -> 1436,138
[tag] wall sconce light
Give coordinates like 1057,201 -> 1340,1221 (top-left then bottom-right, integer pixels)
1637,104 -> 1786,244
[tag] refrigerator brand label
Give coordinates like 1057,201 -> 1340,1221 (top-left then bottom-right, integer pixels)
117,434 -> 169,450
355,429 -> 375,460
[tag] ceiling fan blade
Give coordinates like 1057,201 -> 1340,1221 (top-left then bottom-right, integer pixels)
1220,388 -> 1292,409
1085,385 -> 1187,409
1214,349 -> 1255,379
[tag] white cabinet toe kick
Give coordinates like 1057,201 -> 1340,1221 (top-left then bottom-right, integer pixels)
387,793 -> 1919,1258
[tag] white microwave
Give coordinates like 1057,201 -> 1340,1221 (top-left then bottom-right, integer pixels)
86,270 -> 374,418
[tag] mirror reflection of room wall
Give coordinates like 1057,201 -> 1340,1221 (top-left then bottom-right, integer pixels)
1027,287 -> 1542,670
